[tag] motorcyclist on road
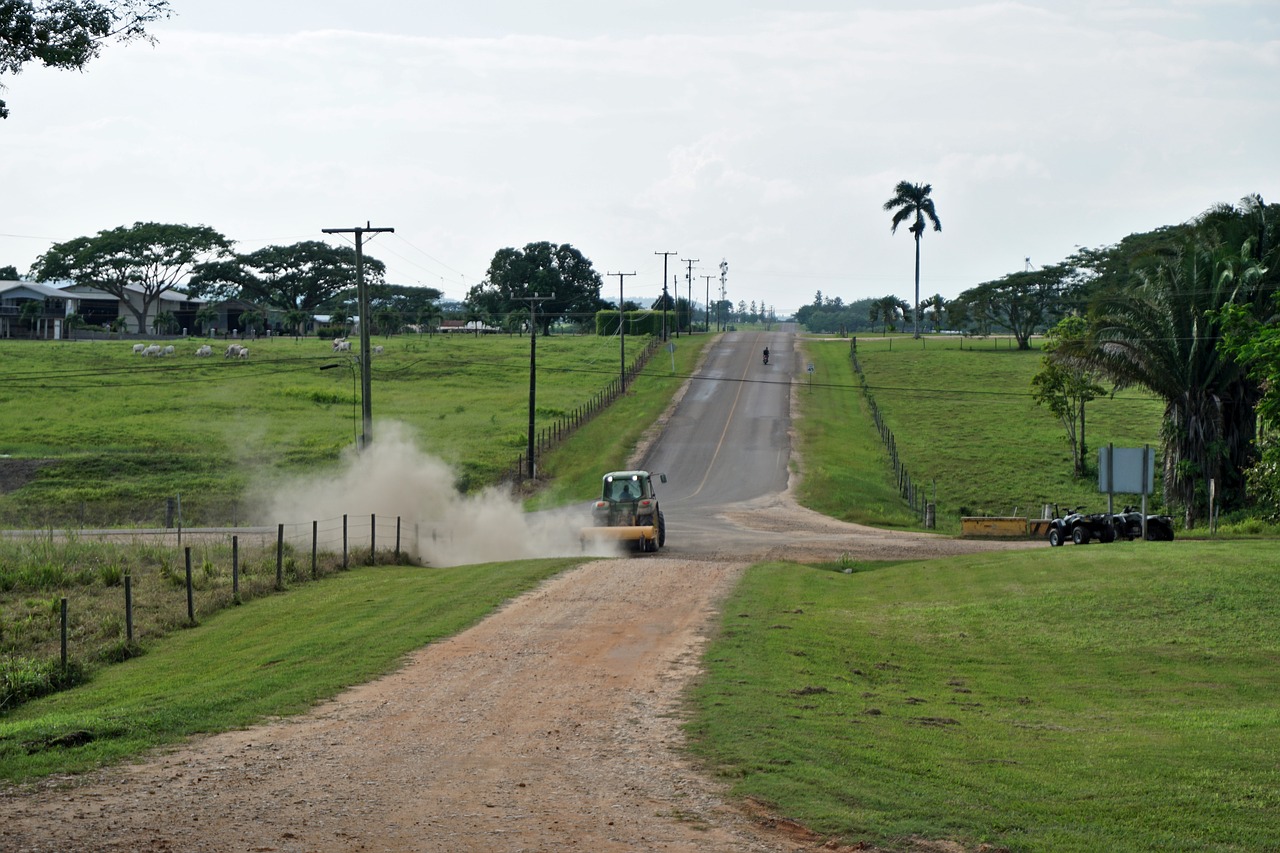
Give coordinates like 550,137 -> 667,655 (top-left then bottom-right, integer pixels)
763,347 -> 770,364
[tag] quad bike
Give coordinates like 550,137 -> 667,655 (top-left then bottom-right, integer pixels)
1112,506 -> 1176,541
1046,506 -> 1117,546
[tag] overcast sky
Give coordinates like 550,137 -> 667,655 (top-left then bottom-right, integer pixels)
2,0 -> 1276,314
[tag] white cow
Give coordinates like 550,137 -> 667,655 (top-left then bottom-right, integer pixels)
372,345 -> 384,355
224,344 -> 244,358
162,345 -> 176,356
132,343 -> 146,354
237,347 -> 250,359
142,345 -> 162,357
195,345 -> 213,357
333,339 -> 351,352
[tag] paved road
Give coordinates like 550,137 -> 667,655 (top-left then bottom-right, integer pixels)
643,327 -> 793,509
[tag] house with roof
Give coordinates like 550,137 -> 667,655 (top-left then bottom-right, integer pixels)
0,280 -> 70,339
58,283 -> 206,335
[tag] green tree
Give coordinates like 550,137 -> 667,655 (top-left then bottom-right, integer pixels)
924,293 -> 947,332
414,302 -> 441,336
150,309 -> 176,335
329,307 -> 352,336
366,282 -> 443,319
0,264 -> 20,279
1069,243 -> 1269,526
64,311 -> 86,340
32,222 -> 233,335
191,241 -> 384,314
195,303 -> 219,336
468,242 -> 605,335
883,180 -> 942,339
19,297 -> 42,337
873,295 -> 907,333
954,264 -> 1068,349
374,307 -> 401,336
0,0 -> 171,119
1031,317 -> 1106,477
283,308 -> 310,338
238,307 -> 264,336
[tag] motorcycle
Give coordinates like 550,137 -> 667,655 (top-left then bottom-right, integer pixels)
762,349 -> 770,365
1113,505 -> 1176,541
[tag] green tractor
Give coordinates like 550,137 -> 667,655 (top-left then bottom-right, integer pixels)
581,470 -> 667,553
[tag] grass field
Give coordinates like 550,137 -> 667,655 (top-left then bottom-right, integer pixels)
0,332 -> 696,526
797,334 -> 1167,532
686,541 -> 1280,852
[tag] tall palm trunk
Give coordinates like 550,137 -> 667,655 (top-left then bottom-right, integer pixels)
913,231 -> 921,339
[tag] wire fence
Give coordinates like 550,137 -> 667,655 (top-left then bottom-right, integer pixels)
850,339 -> 936,528
508,337 -> 660,483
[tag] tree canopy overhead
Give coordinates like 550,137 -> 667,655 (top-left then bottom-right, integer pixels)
31,221 -> 232,332
1,0 -> 172,119
467,241 -> 605,334
189,241 -> 388,314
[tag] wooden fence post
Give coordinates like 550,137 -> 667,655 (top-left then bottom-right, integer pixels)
185,547 -> 195,624
311,520 -> 318,579
60,597 -> 68,667
275,524 -> 284,589
125,574 -> 134,642
232,535 -> 240,603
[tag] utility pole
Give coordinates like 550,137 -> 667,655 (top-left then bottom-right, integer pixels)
321,222 -> 394,449
673,275 -> 680,338
702,274 -> 715,333
655,251 -> 677,341
682,258 -> 698,335
718,259 -> 728,331
608,271 -> 636,389
516,291 -> 554,481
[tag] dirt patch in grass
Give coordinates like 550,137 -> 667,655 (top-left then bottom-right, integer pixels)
0,458 -> 52,495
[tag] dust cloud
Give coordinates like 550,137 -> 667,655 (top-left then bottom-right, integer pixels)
262,423 -> 619,566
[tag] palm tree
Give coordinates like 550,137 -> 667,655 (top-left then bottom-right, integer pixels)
283,308 -> 310,338
19,299 -> 43,338
64,313 -> 86,341
330,307 -> 352,337
883,181 -> 942,339
238,308 -> 264,337
195,303 -> 219,336
1070,243 -> 1267,527
926,293 -> 947,332
151,310 -> 177,336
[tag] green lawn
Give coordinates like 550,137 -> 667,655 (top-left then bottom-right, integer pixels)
797,334 -> 1166,532
0,333 -> 676,525
686,541 -> 1280,852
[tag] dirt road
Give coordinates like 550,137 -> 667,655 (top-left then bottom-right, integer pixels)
3,556 -> 772,852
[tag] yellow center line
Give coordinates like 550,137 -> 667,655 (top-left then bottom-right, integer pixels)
685,334 -> 761,501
